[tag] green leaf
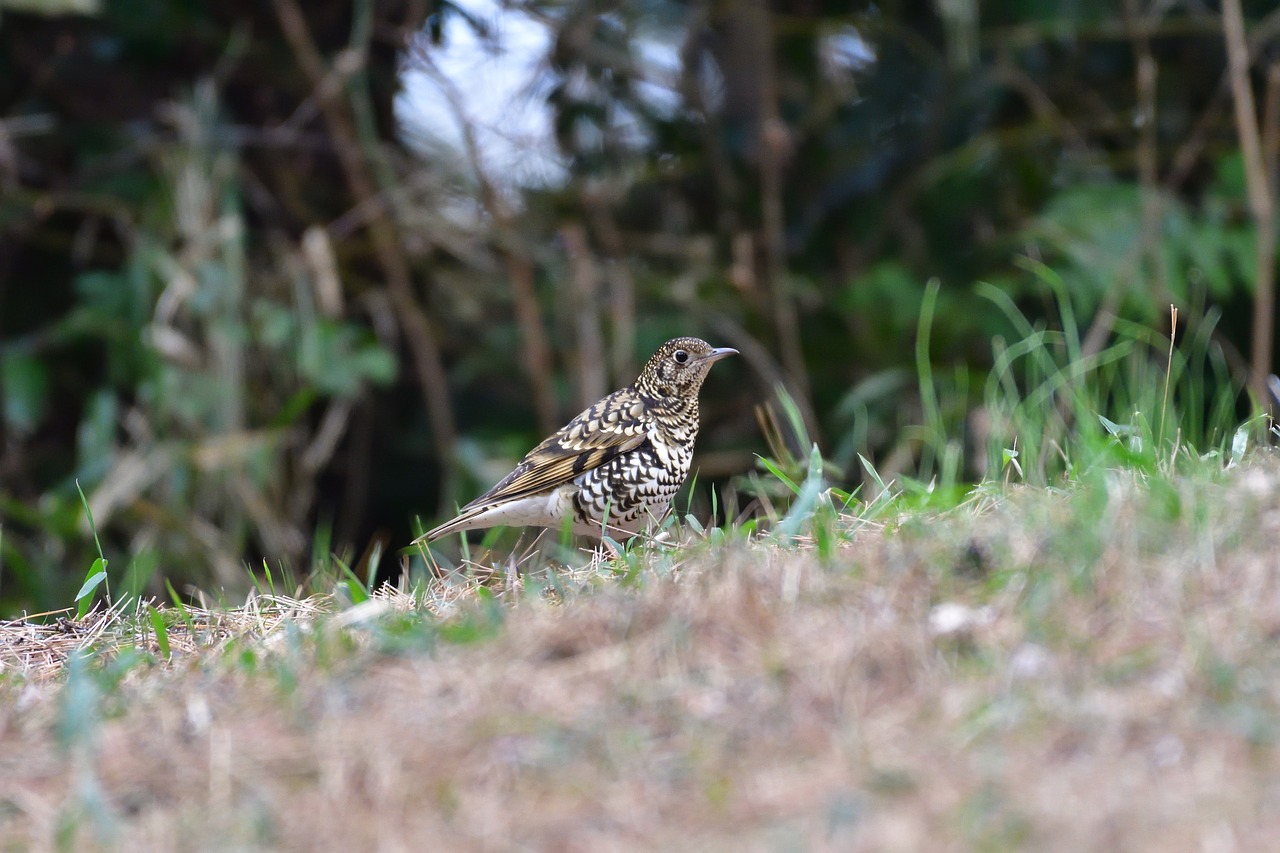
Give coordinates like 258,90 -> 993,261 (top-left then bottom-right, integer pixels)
149,605 -> 171,661
117,550 -> 159,607
74,479 -> 106,561
857,453 -> 888,492
73,479 -> 110,617
349,343 -> 397,386
166,579 -> 196,638
338,562 -> 369,606
1,351 -> 49,434
299,322 -> 396,397
828,486 -> 860,512
1098,415 -> 1134,438
76,390 -> 119,469
756,455 -> 800,495
776,444 -> 826,542
75,561 -> 108,619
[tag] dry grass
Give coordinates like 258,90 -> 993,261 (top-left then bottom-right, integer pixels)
3,459 -> 1280,850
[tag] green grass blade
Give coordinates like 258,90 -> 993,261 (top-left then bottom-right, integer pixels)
149,604 -> 171,661
74,479 -> 111,617
776,444 -> 826,542
75,560 -> 109,620
165,579 -> 196,638
857,453 -> 887,493
915,278 -> 942,478
756,454 -> 800,495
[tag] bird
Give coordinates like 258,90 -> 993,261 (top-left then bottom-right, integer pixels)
418,337 -> 737,544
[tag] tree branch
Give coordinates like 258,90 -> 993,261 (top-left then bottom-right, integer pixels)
273,0 -> 458,506
1222,0 -> 1276,405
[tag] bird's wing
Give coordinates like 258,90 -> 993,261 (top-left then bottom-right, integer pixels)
459,390 -> 649,511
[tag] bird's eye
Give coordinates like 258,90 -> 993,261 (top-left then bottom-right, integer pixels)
674,349 -> 689,364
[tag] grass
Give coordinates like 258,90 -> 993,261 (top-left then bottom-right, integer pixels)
2,448 -> 1279,849
2,293 -> 1279,849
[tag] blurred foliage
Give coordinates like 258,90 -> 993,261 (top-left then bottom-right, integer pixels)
1,0 -> 1277,611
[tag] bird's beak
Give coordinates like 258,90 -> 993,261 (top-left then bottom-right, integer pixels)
700,347 -> 738,364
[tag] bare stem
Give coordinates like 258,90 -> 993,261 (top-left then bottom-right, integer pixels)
1222,0 -> 1276,405
273,0 -> 458,505
409,38 -> 558,434
560,223 -> 606,408
748,0 -> 814,438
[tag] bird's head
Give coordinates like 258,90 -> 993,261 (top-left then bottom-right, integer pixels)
635,337 -> 737,400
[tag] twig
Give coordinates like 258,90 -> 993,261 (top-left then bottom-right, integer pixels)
1167,7 -> 1280,191
679,2 -> 740,234
1072,1 -> 1157,369
1159,304 -> 1178,448
560,223 -> 606,407
1074,0 -> 1171,368
746,0 -> 813,437
986,59 -> 1089,152
1129,0 -> 1163,296
408,36 -> 558,434
1221,0 -> 1276,404
273,0 -> 459,505
1265,61 -> 1280,202
583,190 -> 636,382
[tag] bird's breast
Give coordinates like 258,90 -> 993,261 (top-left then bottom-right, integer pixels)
570,436 -> 694,534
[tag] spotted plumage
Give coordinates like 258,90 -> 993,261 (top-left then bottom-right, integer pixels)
419,337 -> 737,542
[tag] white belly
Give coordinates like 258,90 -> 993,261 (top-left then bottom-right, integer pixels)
455,485 -> 577,532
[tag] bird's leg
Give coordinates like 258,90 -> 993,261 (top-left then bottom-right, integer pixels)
418,539 -> 445,579
515,529 -> 542,566
504,551 -> 520,593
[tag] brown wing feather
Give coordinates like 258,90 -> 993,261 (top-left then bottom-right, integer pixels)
457,389 -> 649,512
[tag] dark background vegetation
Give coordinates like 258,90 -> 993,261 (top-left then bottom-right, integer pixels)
1,0 -> 1277,612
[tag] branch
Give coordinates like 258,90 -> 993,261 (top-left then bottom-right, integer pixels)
560,223 -> 606,407
408,37 -> 558,434
273,0 -> 459,506
1222,0 -> 1276,405
742,0 -> 815,441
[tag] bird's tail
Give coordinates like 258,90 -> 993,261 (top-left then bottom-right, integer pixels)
415,497 -> 514,544
415,512 -> 476,544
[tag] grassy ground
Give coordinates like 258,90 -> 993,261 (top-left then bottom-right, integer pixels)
3,451 -> 1279,851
